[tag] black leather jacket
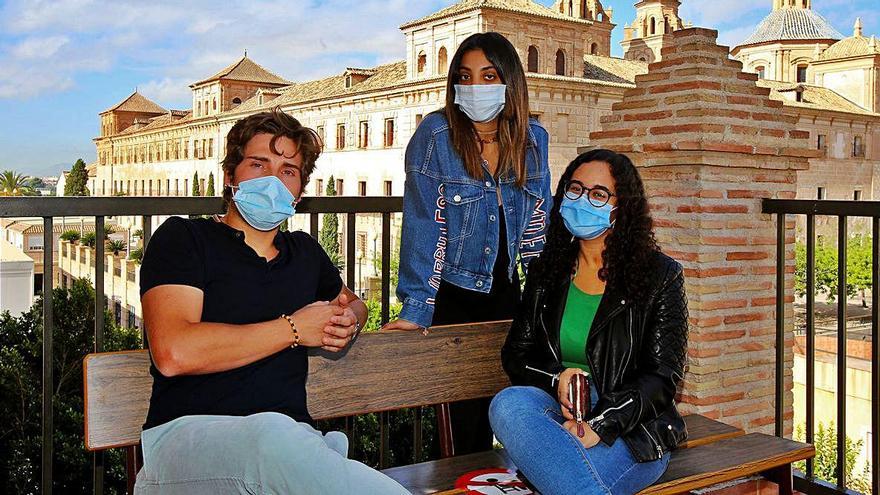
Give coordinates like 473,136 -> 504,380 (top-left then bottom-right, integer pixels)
501,251 -> 689,462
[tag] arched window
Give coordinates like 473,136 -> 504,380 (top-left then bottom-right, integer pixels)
437,47 -> 448,74
650,17 -> 656,35
197,102 -> 201,115
417,51 -> 426,74
568,0 -> 573,16
664,16 -> 671,34
639,56 -> 647,62
232,97 -> 242,105
590,43 -> 599,55
212,98 -> 217,110
756,66 -> 766,79
555,49 -> 566,76
527,45 -> 538,72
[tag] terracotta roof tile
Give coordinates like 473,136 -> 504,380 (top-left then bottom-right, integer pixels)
102,91 -> 166,115
401,0 -> 593,29
192,56 -> 290,87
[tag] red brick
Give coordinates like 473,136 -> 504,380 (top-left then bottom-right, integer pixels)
624,110 -> 674,122
649,81 -> 723,94
689,347 -> 722,358
701,142 -> 754,154
749,415 -> 776,427
676,205 -> 749,214
680,392 -> 745,406
702,298 -> 749,310
736,72 -> 759,81
760,128 -> 786,138
752,112 -> 781,122
727,95 -> 760,106
642,142 -> 674,152
751,297 -> 776,307
702,236 -> 749,246
728,190 -> 772,199
727,251 -> 770,261
684,267 -> 742,279
763,99 -> 785,108
590,129 -> 633,139
788,130 -> 810,140
721,401 -> 770,417
651,124 -> 725,135
730,125 -> 760,136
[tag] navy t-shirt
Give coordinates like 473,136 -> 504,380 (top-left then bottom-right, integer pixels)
139,216 -> 343,430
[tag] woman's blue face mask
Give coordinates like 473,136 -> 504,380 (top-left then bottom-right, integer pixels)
230,175 -> 297,231
560,196 -> 616,240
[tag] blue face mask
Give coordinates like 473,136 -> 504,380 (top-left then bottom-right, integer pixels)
560,196 -> 615,240
230,176 -> 297,231
454,84 -> 507,123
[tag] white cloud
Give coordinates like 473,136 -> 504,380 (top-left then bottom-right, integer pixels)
10,35 -> 69,59
138,77 -> 192,107
0,0 -> 447,101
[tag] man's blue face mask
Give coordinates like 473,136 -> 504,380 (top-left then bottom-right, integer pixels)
230,176 -> 297,231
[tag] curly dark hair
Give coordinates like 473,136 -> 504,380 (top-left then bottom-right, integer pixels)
532,149 -> 660,301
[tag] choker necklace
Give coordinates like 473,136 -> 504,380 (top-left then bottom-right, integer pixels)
474,128 -> 498,145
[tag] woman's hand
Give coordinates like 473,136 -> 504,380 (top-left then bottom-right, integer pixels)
381,319 -> 423,332
557,368 -> 586,420
563,420 -> 601,449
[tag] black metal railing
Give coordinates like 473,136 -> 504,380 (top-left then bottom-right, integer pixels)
764,199 -> 880,495
0,195 -> 404,495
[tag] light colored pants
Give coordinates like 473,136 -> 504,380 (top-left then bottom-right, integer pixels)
134,412 -> 410,494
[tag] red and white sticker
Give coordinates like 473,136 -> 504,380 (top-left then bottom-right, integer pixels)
453,468 -> 535,494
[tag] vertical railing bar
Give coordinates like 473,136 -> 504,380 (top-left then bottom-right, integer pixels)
872,216 -> 879,495
776,212 -> 785,438
93,216 -> 105,495
141,216 -> 152,349
806,214 -> 816,478
310,213 -> 319,240
379,411 -> 389,470
381,212 -> 391,324
836,215 -> 848,489
42,216 -> 54,495
346,213 -> 356,291
413,407 -> 423,464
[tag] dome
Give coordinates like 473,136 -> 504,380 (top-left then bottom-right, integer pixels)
737,8 -> 843,47
818,35 -> 879,60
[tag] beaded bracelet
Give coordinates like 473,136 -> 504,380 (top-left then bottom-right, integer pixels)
280,314 -> 299,348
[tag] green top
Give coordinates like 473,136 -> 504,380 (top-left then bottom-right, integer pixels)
560,282 -> 603,376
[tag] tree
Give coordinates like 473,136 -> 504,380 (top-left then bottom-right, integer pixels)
0,278 -> 141,492
0,170 -> 37,196
794,422 -> 871,493
60,230 -> 81,243
794,236 -> 873,305
64,159 -> 89,197
319,176 -> 342,269
206,172 -> 216,197
192,172 -> 201,197
106,240 -> 126,256
129,247 -> 144,264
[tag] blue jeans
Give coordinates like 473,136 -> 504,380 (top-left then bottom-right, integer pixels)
134,412 -> 410,494
489,386 -> 670,495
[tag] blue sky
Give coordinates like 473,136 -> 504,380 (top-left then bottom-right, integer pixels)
0,0 -> 876,177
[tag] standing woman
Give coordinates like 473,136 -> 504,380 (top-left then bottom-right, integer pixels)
489,149 -> 689,494
383,32 -> 552,456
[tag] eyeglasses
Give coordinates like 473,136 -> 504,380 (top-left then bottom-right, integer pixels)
564,180 -> 615,208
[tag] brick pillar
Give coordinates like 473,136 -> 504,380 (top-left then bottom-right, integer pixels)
590,28 -> 819,435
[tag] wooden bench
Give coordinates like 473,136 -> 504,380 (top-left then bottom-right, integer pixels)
84,321 -> 813,494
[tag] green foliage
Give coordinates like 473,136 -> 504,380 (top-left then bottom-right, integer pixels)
129,247 -> 144,264
0,278 -> 141,493
206,172 -> 216,197
793,422 -> 872,492
106,240 -> 126,256
192,172 -> 200,197
794,235 -> 874,305
60,230 -> 80,243
0,170 -> 38,196
64,159 -> 89,197
81,232 -> 96,248
319,175 -> 342,269
363,300 -> 403,332
133,229 -> 143,239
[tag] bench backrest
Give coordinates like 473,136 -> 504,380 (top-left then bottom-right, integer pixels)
83,321 -> 512,451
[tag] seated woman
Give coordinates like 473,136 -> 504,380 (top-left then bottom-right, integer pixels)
489,149 -> 689,495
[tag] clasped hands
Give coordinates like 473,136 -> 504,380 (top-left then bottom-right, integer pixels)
290,293 -> 359,352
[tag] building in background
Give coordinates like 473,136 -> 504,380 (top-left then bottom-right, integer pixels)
0,238 -> 34,316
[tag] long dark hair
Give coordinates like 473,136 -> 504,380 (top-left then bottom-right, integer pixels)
533,149 -> 660,301
444,32 -> 530,187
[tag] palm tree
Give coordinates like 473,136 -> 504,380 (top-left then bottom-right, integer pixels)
106,240 -> 127,256
0,170 -> 36,196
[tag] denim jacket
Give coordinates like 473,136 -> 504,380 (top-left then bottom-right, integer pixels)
397,112 -> 552,328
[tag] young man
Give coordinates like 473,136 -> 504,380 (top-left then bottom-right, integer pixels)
135,109 -> 409,494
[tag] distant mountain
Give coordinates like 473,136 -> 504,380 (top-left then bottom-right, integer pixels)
16,162 -> 70,179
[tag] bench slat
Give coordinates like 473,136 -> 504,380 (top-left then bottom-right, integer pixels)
84,322 -> 512,451
380,415 -> 748,494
